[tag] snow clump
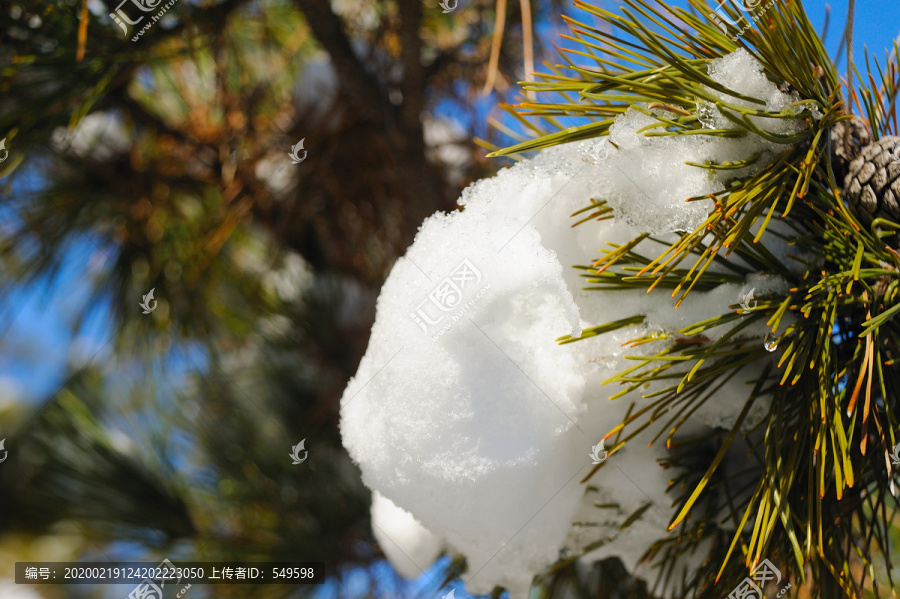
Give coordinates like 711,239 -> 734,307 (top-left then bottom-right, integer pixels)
340,49 -> 802,598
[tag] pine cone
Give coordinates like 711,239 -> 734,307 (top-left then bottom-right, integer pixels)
842,135 -> 900,227
830,117 -> 870,182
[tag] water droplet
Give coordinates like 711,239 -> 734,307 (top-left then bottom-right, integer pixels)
764,333 -> 778,352
696,100 -> 719,129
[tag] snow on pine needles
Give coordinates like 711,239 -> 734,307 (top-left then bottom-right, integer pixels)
339,49 -> 803,598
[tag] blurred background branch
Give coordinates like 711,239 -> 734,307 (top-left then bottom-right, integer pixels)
0,0 -> 567,596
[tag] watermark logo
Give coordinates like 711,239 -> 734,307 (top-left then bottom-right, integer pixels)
739,288 -> 757,314
289,139 -> 307,164
140,288 -> 157,314
891,441 -> 900,467
726,558 -> 790,599
589,440 -> 608,464
438,0 -> 457,13
0,138 -> 8,163
410,259 -> 490,340
110,0 -> 181,41
0,439 -> 7,464
588,139 -> 610,163
290,439 -> 308,465
126,558 -> 190,599
709,0 -> 751,30
708,0 -> 774,40
110,0 -> 160,34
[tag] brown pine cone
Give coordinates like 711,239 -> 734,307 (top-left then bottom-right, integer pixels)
831,117 -> 870,182
842,135 -> 900,227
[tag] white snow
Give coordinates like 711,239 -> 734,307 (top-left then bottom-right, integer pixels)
339,50 -> 801,598
340,171 -> 589,596
598,49 -> 804,234
371,491 -> 443,578
702,49 -> 806,129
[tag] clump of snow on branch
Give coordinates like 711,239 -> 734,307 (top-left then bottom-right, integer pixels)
699,48 -> 813,128
340,163 -> 589,596
370,492 -> 443,579
340,49 -> 800,598
598,48 -> 803,234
